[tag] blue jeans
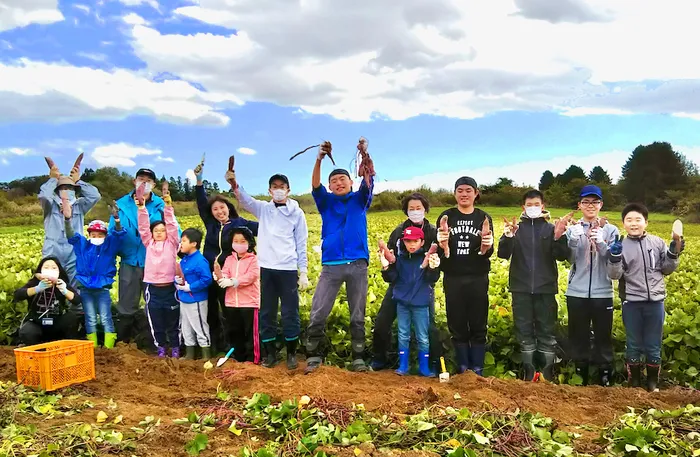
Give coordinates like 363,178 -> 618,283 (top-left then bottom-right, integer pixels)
622,300 -> 664,364
81,288 -> 115,334
397,303 -> 430,353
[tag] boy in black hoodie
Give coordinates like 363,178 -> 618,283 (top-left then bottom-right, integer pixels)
497,190 -> 570,381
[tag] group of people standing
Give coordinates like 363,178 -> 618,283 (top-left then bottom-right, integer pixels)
11,142 -> 685,392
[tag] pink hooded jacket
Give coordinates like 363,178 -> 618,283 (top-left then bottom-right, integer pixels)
138,205 -> 179,284
221,252 -> 260,308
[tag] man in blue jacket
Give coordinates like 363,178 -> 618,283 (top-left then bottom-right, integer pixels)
305,142 -> 374,374
108,168 -> 180,345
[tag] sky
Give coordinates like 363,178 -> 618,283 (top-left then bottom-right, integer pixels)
1,0 -> 699,194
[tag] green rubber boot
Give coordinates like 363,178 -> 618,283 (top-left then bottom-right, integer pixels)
103,332 -> 117,349
86,333 -> 98,348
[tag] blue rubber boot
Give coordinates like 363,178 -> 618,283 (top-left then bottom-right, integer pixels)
469,344 -> 486,376
395,349 -> 409,376
418,352 -> 436,377
453,342 -> 470,374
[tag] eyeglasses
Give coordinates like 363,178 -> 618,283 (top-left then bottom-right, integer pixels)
580,200 -> 602,207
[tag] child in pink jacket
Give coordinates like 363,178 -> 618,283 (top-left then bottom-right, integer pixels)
138,186 -> 180,358
215,227 -> 261,364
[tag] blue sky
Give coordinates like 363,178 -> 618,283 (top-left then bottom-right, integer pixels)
1,0 -> 699,194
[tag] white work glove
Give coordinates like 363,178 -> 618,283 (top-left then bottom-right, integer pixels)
428,253 -> 440,269
593,227 -> 606,244
175,282 -> 191,292
481,233 -> 494,247
298,273 -> 310,290
503,224 -> 514,238
56,279 -> 68,295
437,229 -> 449,244
218,277 -> 239,288
379,251 -> 390,269
569,224 -> 585,238
174,275 -> 184,285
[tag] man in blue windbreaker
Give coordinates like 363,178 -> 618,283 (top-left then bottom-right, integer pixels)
108,168 -> 180,344
304,141 -> 374,374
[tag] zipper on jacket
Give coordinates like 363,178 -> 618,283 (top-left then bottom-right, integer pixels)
235,258 -> 240,306
637,239 -> 651,301
531,219 -> 535,294
215,224 -> 225,265
588,250 -> 593,299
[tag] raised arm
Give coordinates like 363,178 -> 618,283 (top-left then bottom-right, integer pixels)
235,185 -> 266,219
38,178 -> 58,214
75,181 -> 101,214
195,185 -> 211,223
137,207 -> 153,246
164,205 -> 179,246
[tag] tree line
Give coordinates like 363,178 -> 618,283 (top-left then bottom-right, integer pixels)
2,142 -> 700,224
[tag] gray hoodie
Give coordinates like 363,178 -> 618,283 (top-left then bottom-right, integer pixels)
607,234 -> 679,302
565,219 -> 620,298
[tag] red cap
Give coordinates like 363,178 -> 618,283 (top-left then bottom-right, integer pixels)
87,220 -> 108,234
402,226 -> 424,240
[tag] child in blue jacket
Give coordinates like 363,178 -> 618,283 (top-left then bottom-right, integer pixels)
176,228 -> 214,360
64,202 -> 125,348
381,226 -> 441,377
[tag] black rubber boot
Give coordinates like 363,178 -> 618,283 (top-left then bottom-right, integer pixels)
540,352 -> 556,382
575,363 -> 590,386
646,364 -> 660,392
262,341 -> 278,368
521,350 -> 536,381
598,366 -> 612,387
201,346 -> 212,360
468,344 -> 486,376
183,346 -> 197,360
351,341 -> 368,372
286,339 -> 298,370
627,361 -> 642,388
453,342 -> 470,374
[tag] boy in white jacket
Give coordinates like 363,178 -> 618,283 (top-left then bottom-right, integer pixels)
235,174 -> 309,370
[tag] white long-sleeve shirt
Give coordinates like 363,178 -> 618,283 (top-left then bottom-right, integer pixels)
236,186 -> 308,274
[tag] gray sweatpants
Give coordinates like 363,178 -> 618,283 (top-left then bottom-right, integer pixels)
180,300 -> 211,347
306,260 -> 368,356
117,264 -> 144,316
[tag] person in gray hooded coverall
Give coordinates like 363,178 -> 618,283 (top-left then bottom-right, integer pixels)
38,156 -> 101,294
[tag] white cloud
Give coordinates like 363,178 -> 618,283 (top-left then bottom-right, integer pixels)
73,4 -> 90,14
374,145 -> 700,193
186,169 -> 196,182
237,147 -> 257,155
122,13 -> 148,26
0,0 -> 64,32
0,59 -> 241,125
1,158 -> 8,166
91,143 -> 162,167
117,0 -> 159,9
99,0 -> 700,122
0,147 -> 32,156
156,156 -> 174,162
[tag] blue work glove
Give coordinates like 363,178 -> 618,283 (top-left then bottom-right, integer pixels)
608,235 -> 623,262
35,280 -> 51,293
669,237 -> 685,256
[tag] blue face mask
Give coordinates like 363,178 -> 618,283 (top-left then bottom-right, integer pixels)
64,190 -> 76,202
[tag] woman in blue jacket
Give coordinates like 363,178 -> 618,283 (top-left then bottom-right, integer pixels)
194,161 -> 258,355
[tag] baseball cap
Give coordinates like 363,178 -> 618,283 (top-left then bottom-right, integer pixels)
329,169 -> 351,180
135,168 -> 157,182
269,174 -> 290,187
580,185 -> 603,200
402,226 -> 425,240
87,220 -> 108,233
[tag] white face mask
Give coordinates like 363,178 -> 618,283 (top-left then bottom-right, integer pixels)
407,210 -> 425,224
41,269 -> 59,280
89,238 -> 105,246
271,189 -> 288,203
525,206 -> 543,219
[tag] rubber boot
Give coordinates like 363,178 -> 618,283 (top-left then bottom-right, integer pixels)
627,361 -> 642,388
201,346 -> 212,360
351,341 -> 368,372
286,339 -> 298,370
418,352 -> 435,377
540,352 -> 556,382
103,332 -> 117,349
469,345 -> 486,376
575,363 -> 590,386
453,342 -> 470,374
157,347 -> 166,358
646,364 -> 660,392
86,333 -> 98,348
598,366 -> 612,387
183,346 -> 197,360
304,338 -> 322,375
521,350 -> 536,381
395,349 -> 409,376
262,341 -> 278,368
171,347 -> 180,359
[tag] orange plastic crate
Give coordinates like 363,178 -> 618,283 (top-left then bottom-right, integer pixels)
14,340 -> 95,391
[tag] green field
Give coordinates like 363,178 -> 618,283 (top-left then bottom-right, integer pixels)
1,206 -> 698,387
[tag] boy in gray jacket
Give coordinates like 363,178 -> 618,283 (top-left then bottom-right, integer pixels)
607,203 -> 684,392
565,185 -> 619,386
